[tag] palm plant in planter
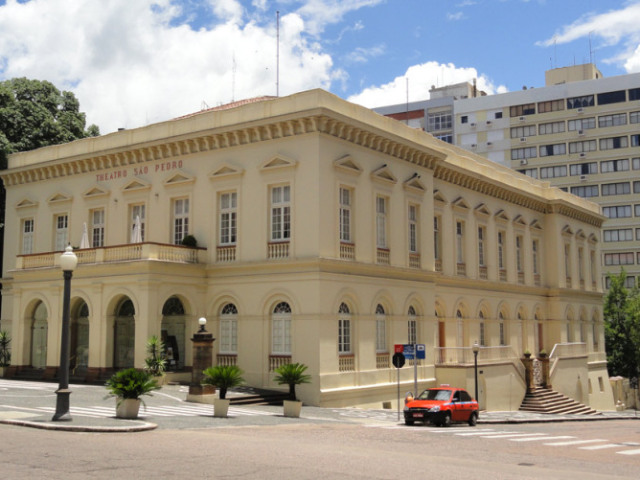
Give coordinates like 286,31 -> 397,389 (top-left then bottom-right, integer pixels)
274,362 -> 311,418
0,331 -> 10,377
202,365 -> 245,417
144,335 -> 167,381
105,368 -> 160,419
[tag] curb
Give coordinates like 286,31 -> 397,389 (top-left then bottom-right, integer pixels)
0,418 -> 158,433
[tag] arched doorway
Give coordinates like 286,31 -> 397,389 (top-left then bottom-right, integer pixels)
161,297 -> 186,371
30,302 -> 48,369
71,302 -> 90,374
114,299 -> 135,369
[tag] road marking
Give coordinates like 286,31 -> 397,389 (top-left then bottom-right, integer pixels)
580,444 -> 625,451
479,433 -> 547,439
511,436 -> 575,442
617,449 -> 640,456
454,430 -> 516,436
429,427 -> 482,433
544,439 -> 607,446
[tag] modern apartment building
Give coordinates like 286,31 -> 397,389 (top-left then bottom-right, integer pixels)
376,64 -> 640,289
1,89 -> 613,410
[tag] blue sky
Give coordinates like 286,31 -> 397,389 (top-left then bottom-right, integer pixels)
1,0 -> 639,133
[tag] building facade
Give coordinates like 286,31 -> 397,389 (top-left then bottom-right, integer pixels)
1,89 -> 613,410
376,65 -> 640,289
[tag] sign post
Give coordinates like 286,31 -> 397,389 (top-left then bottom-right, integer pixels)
392,346 -> 405,421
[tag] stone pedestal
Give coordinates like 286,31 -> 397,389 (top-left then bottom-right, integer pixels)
186,327 -> 216,403
521,356 -> 534,393
538,355 -> 551,389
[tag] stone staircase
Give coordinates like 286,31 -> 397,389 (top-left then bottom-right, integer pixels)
229,386 -> 291,406
519,386 -> 599,415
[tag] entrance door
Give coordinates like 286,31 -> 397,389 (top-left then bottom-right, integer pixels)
114,317 -> 135,369
438,321 -> 446,363
30,303 -> 48,369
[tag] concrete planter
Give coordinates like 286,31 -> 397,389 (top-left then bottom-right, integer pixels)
214,398 -> 230,418
283,400 -> 302,418
116,398 -> 141,419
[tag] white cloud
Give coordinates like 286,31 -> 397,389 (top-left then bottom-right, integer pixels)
538,2 -> 640,73
447,12 -> 464,21
0,0 -> 336,133
344,44 -> 385,64
347,61 -> 505,108
294,0 -> 384,35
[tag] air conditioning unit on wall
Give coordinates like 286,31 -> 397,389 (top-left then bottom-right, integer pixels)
520,159 -> 528,165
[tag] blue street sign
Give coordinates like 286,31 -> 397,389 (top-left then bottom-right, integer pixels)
416,344 -> 426,360
403,344 -> 415,360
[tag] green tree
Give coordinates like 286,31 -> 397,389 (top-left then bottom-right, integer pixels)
604,269 -> 640,379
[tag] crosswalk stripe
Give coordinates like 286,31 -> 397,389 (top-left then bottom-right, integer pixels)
430,427 -> 483,433
455,430 -> 515,436
617,448 -> 640,456
479,433 -> 547,439
544,439 -> 607,446
580,444 -> 623,451
511,435 -> 575,442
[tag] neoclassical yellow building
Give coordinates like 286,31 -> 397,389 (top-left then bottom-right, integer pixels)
0,89 -> 614,410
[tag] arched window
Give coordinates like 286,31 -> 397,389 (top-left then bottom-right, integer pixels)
408,306 -> 417,345
338,302 -> 351,354
375,304 -> 386,352
117,299 -> 135,317
478,311 -> 485,346
456,309 -> 464,347
220,303 -> 238,354
499,312 -> 505,346
272,302 -> 292,354
162,297 -> 185,316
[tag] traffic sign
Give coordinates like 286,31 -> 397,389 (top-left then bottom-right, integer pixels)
392,352 -> 405,368
394,344 -> 404,353
403,344 -> 415,360
416,344 -> 426,360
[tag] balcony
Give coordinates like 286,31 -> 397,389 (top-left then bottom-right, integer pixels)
268,241 -> 290,259
376,353 -> 390,369
517,271 -> 525,284
376,248 -> 390,265
456,262 -> 466,276
479,265 -> 488,280
339,354 -> 356,372
16,242 -> 205,270
216,245 -> 236,262
499,269 -> 507,281
340,242 -> 355,260
269,355 -> 291,372
409,252 -> 421,268
217,354 -> 237,366
434,259 -> 443,272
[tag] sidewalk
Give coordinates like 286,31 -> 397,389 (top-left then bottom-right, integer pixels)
0,379 -> 638,432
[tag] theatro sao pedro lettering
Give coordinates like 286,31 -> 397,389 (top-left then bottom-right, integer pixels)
95,160 -> 183,182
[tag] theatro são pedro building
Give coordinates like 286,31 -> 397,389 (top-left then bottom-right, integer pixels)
0,89 -> 615,410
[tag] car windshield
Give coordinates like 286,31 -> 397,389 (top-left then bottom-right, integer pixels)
417,389 -> 452,401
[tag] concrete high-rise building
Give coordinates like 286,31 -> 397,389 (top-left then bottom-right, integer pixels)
376,64 -> 640,288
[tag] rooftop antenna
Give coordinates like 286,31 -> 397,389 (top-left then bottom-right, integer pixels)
276,11 -> 280,97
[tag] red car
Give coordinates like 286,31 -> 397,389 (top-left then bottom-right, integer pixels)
403,386 -> 479,427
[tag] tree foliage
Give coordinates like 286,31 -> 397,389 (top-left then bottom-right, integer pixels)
0,77 -> 99,168
604,269 -> 640,379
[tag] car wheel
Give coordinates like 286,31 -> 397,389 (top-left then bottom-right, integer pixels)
404,419 -> 415,426
442,413 -> 451,427
468,412 -> 478,427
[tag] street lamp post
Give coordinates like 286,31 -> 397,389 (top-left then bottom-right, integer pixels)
52,245 -> 78,421
472,341 -> 480,403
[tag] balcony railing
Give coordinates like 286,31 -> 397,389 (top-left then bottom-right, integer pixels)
376,248 -> 390,265
456,262 -> 466,276
269,355 -> 291,372
268,242 -> 289,259
376,353 -> 390,369
16,242 -> 204,269
435,345 -> 517,365
340,242 -> 355,260
409,253 -> 421,268
534,274 -> 541,286
499,269 -> 507,281
434,259 -> 442,272
517,271 -> 524,284
339,354 -> 356,372
217,354 -> 237,366
479,265 -> 488,279
216,245 -> 236,262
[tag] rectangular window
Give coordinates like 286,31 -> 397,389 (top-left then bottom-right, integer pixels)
518,168 -> 539,178
427,112 -> 452,131
600,136 -> 628,150
532,239 -> 539,275
538,121 -> 565,135
339,187 -> 352,243
434,216 -> 441,262
601,159 -> 629,173
172,198 -> 189,245
540,165 -> 567,178
456,221 -> 465,264
510,103 -> 535,117
22,218 -> 34,254
498,231 -> 505,270
603,205 -> 631,218
601,182 -> 630,196
376,196 -> 388,248
376,315 -> 386,352
537,99 -> 565,113
478,226 -> 486,267
568,117 -> 596,131
516,235 -> 523,273
603,229 -> 633,242
569,162 -> 597,176
604,253 -> 634,266
338,318 -> 351,354
271,315 -> 291,354
570,185 -> 599,198
568,140 -> 597,154
130,204 -> 146,242
630,111 -> 640,124
219,192 -> 237,245
631,135 -> 640,147
635,204 -> 640,217
511,147 -> 537,161
598,113 -> 627,128
270,185 -> 291,241
91,209 -> 105,247
408,204 -> 418,253
630,88 -> 640,101
510,125 -> 536,138
564,244 -> 571,278
567,95 -> 594,109
219,316 -> 237,354
55,214 -> 69,251
597,90 -> 626,105
578,247 -> 584,281
539,143 -> 566,157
